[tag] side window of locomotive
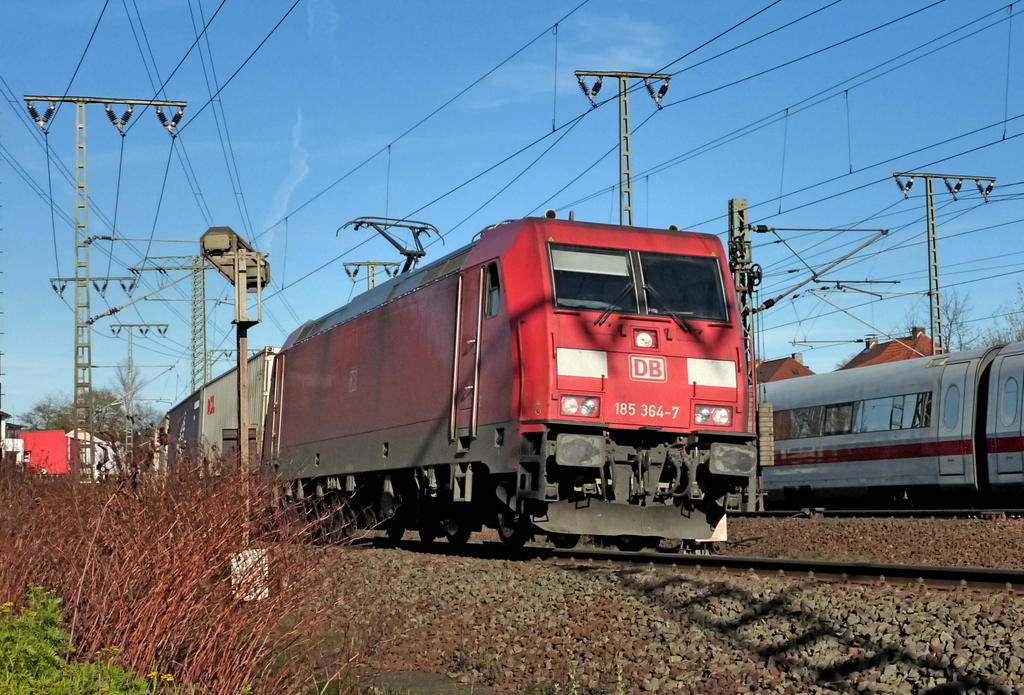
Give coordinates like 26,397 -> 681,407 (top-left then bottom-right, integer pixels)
484,263 -> 500,318
943,384 -> 961,430
1003,377 -> 1019,426
638,252 -> 728,322
549,246 -> 638,313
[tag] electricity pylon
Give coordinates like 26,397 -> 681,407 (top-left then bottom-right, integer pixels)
24,94 -> 185,479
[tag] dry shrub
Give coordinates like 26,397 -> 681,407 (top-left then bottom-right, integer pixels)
0,461 -> 356,694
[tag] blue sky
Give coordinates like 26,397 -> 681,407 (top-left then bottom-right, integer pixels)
2,0 -> 1023,421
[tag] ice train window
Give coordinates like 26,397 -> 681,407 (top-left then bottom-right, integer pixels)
943,384 -> 960,430
1003,378 -> 1019,426
792,406 -> 824,438
550,247 -> 638,313
858,397 -> 893,433
912,392 -> 932,428
773,409 -> 794,440
824,403 -> 855,435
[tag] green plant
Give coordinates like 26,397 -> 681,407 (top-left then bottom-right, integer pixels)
0,587 -> 149,694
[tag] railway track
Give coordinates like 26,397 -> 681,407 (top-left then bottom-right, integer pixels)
735,508 -> 1024,519
370,537 -> 1024,591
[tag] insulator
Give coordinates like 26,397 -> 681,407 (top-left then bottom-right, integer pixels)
644,78 -> 656,99
27,102 -> 53,129
156,107 -> 169,127
983,181 -> 995,197
904,177 -> 914,192
894,176 -> 904,192
658,80 -> 669,99
591,76 -> 603,97
105,105 -> 118,125
171,108 -> 184,127
576,76 -> 590,98
121,105 -> 133,126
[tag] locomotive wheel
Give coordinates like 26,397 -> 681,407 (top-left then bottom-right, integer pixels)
385,523 -> 406,541
615,535 -> 647,553
548,533 -> 580,550
443,519 -> 473,545
417,525 -> 438,543
496,509 -> 531,548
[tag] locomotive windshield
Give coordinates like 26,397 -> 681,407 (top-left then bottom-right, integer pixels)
550,244 -> 727,322
549,247 -> 638,313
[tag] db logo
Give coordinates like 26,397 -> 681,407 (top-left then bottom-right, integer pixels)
629,355 -> 667,382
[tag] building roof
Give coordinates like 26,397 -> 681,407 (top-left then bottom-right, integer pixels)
757,355 -> 816,383
837,327 -> 934,370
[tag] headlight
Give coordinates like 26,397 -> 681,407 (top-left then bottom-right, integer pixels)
561,395 -> 600,418
634,330 -> 657,349
694,404 -> 732,427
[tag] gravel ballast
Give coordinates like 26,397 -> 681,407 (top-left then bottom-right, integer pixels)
333,545 -> 1024,694
727,516 -> 1024,569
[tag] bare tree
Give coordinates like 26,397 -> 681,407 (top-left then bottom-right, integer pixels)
113,360 -> 162,434
20,389 -> 124,436
977,284 -> 1024,347
895,288 -> 977,352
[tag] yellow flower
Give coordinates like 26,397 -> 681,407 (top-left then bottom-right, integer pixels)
100,688 -> 110,693
161,674 -> 175,682
26,611 -> 36,617
148,671 -> 159,679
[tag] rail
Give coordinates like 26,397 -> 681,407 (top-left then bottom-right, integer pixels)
369,538 -> 1024,592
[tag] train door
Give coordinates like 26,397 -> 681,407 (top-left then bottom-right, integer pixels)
992,353 -> 1024,479
453,266 -> 485,444
938,361 -> 970,477
267,353 -> 285,461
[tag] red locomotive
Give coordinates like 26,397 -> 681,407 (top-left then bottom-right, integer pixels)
264,214 -> 757,548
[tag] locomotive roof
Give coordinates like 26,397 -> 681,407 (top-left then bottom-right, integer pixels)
283,216 -> 726,349
283,240 -> 476,349
762,344 -> 1003,410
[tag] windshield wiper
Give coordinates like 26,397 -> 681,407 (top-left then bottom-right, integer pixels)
593,281 -> 635,326
644,283 -> 698,335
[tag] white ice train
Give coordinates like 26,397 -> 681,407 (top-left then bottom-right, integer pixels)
762,342 -> 1024,508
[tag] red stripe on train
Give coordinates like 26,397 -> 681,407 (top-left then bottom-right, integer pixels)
987,435 -> 1024,454
775,439 -> 973,466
